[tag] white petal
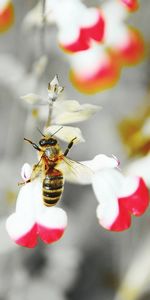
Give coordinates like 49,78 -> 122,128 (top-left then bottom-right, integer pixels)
16,179 -> 42,216
70,44 -> 108,78
94,170 -> 121,228
50,75 -> 60,87
37,207 -> 67,229
102,0 -> 129,47
21,163 -> 32,181
44,125 -> 85,143
125,155 -> 150,187
81,154 -> 119,172
6,213 -> 35,242
102,0 -> 128,24
21,93 -> 45,105
53,102 -> 101,124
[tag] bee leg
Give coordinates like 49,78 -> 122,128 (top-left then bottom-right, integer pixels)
18,179 -> 31,186
18,161 -> 42,186
64,137 -> 77,156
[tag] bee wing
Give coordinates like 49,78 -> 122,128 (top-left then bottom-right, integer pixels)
58,157 -> 93,185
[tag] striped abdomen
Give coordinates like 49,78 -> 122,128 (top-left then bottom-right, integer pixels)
42,169 -> 64,207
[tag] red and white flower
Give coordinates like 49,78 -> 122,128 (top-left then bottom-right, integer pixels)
93,169 -> 149,231
68,0 -> 144,93
45,0 -> 105,53
6,178 -> 68,248
23,0 -> 144,94
102,0 -> 144,66
0,0 -> 14,33
6,154 -> 149,248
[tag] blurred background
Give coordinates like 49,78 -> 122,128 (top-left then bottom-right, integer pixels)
0,0 -> 150,300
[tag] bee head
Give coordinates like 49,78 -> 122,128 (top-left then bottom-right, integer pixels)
39,137 -> 57,147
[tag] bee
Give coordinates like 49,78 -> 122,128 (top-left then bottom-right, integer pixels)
21,128 -> 92,207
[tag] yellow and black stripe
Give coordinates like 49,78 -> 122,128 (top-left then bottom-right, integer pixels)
42,174 -> 64,207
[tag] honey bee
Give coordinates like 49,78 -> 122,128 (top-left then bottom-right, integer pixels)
21,128 -> 92,207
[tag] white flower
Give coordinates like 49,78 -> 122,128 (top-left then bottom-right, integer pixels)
6,179 -> 68,248
6,154 -> 149,247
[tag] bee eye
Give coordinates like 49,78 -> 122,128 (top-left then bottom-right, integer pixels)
39,139 -> 46,146
47,138 -> 57,146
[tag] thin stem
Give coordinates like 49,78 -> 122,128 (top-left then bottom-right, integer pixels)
46,102 -> 53,128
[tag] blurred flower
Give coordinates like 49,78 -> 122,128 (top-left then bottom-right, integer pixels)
21,75 -> 100,137
6,153 -> 149,247
23,0 -> 144,94
118,102 -> 150,157
0,0 -> 14,33
102,1 -> 144,66
118,99 -> 150,188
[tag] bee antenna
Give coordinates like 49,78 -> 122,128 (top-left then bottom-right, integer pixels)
51,126 -> 63,137
36,127 -> 45,137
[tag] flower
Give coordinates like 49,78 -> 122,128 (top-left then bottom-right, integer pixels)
6,179 -> 68,248
23,0 -> 144,94
21,76 -> 100,140
6,154 -> 149,247
68,0 -> 144,93
118,101 -> 150,157
0,0 -> 14,33
102,1 -> 144,66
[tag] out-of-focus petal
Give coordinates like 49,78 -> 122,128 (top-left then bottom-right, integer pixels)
21,93 -> 45,105
102,0 -> 128,24
6,213 -> 37,248
21,163 -> 32,181
59,8 -> 105,53
125,154 -> 150,188
120,0 -> 139,12
23,1 -> 43,30
70,45 -> 120,94
116,28 -> 145,66
93,169 -> 149,231
44,125 -> 85,143
53,102 -> 100,124
0,0 -> 14,33
37,207 -> 67,244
